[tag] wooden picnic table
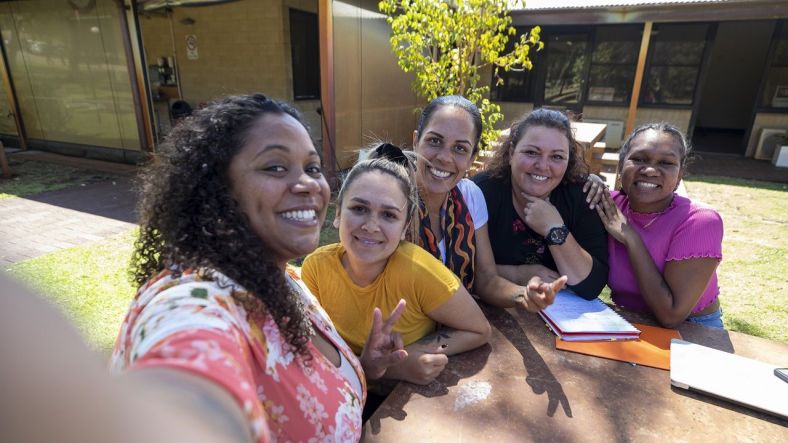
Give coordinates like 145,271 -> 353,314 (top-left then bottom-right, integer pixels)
571,121 -> 607,175
471,122 -> 608,177
363,304 -> 788,442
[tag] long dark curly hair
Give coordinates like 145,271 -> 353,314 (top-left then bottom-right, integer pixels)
131,93 -> 314,356
486,108 -> 589,184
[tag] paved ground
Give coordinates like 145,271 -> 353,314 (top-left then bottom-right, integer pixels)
0,153 -> 138,268
688,152 -> 788,184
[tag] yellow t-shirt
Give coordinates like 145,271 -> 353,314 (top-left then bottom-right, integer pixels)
302,241 -> 460,355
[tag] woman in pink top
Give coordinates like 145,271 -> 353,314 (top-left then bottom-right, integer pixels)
587,123 -> 723,328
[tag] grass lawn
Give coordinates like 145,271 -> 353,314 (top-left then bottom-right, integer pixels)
683,176 -> 787,343
8,230 -> 137,356
7,176 -> 787,355
0,157 -> 113,199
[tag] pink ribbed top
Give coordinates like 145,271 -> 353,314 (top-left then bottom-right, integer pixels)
608,191 -> 723,314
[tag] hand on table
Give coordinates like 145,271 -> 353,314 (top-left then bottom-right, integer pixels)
514,275 -> 568,312
522,193 -> 565,237
394,344 -> 449,385
359,300 -> 408,380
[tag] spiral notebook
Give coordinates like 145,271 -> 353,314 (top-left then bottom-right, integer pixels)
539,290 -> 640,341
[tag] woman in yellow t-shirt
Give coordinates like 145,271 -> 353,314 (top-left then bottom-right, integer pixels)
303,143 -> 494,386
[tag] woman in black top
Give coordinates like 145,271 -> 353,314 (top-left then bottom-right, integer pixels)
472,109 -> 608,299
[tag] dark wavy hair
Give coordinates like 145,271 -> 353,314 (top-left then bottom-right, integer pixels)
415,95 -> 483,155
485,107 -> 589,184
131,93 -> 314,356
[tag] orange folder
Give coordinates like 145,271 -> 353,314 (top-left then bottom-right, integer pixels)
555,323 -> 682,370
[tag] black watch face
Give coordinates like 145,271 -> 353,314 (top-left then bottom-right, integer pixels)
548,226 -> 569,245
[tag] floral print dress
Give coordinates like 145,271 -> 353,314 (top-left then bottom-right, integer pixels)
111,266 -> 366,442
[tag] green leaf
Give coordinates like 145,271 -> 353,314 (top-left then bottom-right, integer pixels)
379,0 -> 541,150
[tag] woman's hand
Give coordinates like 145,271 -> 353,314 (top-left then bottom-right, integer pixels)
522,193 -> 565,237
389,345 -> 449,385
514,275 -> 568,312
582,174 -> 608,210
359,300 -> 408,380
595,191 -> 633,244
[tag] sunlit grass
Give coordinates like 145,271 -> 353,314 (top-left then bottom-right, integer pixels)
683,176 -> 787,343
8,229 -> 137,355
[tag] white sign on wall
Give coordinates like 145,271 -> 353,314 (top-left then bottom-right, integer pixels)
185,34 -> 199,60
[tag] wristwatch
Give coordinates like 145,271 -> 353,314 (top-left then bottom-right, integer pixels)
545,225 -> 569,246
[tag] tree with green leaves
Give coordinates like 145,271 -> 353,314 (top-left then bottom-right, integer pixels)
378,0 -> 542,150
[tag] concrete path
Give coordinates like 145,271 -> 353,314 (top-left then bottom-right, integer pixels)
0,172 -> 138,269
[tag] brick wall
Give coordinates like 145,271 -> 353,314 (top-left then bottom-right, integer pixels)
138,0 -> 321,139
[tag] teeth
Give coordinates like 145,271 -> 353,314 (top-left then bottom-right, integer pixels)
429,167 -> 451,178
637,182 -> 658,189
530,174 -> 548,181
280,209 -> 316,221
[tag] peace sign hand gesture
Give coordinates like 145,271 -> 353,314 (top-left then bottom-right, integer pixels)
359,299 -> 408,380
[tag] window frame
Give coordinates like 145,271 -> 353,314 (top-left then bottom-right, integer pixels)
288,8 -> 320,101
754,19 -> 788,114
491,25 -> 641,109
540,28 -> 593,111
582,25 -> 642,107
490,25 -> 543,103
638,22 -> 716,109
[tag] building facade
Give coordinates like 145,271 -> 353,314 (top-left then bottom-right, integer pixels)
0,0 -> 786,172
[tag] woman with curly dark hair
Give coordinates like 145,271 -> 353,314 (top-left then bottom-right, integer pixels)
472,108 -> 609,299
112,94 -> 406,442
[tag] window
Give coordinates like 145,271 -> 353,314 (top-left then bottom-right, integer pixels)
586,26 -> 640,104
492,25 -> 640,106
543,33 -> 589,105
289,9 -> 320,100
491,27 -> 540,102
759,20 -> 788,109
641,23 -> 711,106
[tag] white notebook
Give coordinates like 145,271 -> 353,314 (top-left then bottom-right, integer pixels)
539,290 -> 640,341
670,339 -> 788,419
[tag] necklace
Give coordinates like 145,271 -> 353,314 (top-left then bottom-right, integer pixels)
640,214 -> 662,229
628,195 -> 674,230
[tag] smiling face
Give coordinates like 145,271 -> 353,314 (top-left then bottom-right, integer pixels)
413,106 -> 477,198
336,170 -> 409,278
620,129 -> 683,213
228,113 -> 330,269
509,125 -> 570,200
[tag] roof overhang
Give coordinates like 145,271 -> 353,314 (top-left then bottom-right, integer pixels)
511,0 -> 788,26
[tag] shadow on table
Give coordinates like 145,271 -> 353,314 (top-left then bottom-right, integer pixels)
498,306 -> 573,418
365,338 -> 492,435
